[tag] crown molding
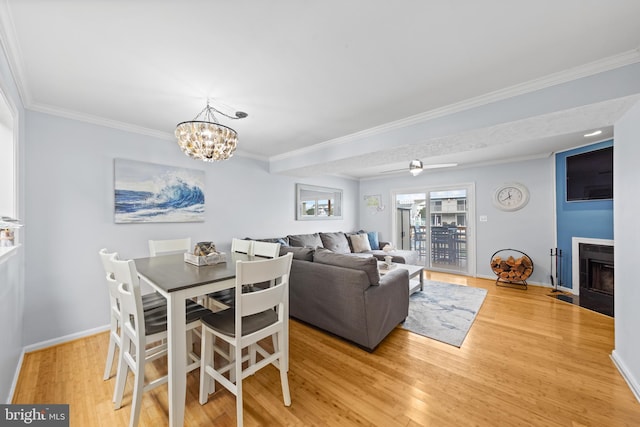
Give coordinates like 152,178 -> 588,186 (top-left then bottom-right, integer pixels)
270,48 -> 640,163
28,101 -> 268,161
0,0 -> 31,106
29,101 -> 174,140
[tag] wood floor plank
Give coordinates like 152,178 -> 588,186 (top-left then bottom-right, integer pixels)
12,272 -> 640,426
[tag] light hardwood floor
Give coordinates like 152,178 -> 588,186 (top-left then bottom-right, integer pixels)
13,272 -> 640,426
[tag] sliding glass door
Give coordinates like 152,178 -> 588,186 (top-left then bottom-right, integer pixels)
394,184 -> 474,275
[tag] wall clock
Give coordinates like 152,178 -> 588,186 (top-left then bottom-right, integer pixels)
493,182 -> 529,211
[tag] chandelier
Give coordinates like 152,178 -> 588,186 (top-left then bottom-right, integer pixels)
175,101 -> 248,162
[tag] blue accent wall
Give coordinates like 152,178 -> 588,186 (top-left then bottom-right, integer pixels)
555,140 -> 614,289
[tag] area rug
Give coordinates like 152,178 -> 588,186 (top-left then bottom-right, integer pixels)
401,280 -> 487,347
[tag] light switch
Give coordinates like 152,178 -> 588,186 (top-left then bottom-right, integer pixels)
479,215 -> 488,222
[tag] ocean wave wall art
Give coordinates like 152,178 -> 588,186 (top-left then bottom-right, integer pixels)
114,159 -> 205,223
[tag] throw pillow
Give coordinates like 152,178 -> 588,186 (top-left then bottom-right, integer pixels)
313,249 -> 380,286
350,233 -> 372,253
287,233 -> 324,248
319,232 -> 351,254
367,231 -> 380,250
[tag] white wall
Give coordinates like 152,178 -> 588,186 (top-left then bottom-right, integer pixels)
22,110 -> 358,346
612,100 -> 640,401
359,156 -> 556,285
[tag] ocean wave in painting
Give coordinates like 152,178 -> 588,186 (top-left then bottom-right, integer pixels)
115,179 -> 205,223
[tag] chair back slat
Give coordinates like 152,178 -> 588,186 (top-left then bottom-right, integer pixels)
252,241 -> 281,259
241,282 -> 286,317
231,238 -> 253,255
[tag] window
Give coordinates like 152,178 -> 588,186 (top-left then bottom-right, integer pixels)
0,88 -> 16,221
393,184 -> 475,276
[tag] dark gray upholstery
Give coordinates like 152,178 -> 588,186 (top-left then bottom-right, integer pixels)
200,309 -> 277,338
289,256 -> 409,351
143,300 -> 210,335
279,246 -> 315,261
319,232 -> 351,254
141,292 -> 167,311
287,232 -> 324,248
313,248 -> 380,286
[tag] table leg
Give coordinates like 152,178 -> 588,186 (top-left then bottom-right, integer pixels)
167,293 -> 187,427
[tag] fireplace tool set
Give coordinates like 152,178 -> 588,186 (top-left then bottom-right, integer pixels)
550,248 -> 563,292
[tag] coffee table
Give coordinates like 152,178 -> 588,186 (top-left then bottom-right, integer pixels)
379,262 -> 424,295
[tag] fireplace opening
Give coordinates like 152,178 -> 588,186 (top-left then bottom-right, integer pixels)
588,260 -> 614,295
578,243 -> 614,317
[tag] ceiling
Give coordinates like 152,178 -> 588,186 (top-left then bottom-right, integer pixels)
1,1 -> 640,178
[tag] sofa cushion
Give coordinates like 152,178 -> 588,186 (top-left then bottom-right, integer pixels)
349,233 -> 372,253
319,232 -> 351,254
367,231 -> 380,250
279,246 -> 314,261
313,249 -> 380,286
288,233 -> 324,248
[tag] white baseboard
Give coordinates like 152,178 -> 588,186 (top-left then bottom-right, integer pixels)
23,324 -> 110,353
611,350 -> 640,403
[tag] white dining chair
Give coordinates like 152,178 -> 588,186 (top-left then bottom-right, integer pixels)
148,238 -> 192,256
99,248 -> 166,381
199,252 -> 293,427
110,254 -> 211,427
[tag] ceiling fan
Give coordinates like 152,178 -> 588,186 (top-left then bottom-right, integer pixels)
378,160 -> 459,176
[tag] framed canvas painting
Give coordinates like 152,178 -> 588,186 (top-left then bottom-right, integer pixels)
114,159 -> 205,223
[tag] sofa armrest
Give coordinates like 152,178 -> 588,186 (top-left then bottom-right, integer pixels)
289,260 -> 372,346
378,240 -> 390,250
363,268 -> 410,350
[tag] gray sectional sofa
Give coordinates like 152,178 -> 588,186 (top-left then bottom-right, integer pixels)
252,231 -> 419,350
282,246 -> 410,351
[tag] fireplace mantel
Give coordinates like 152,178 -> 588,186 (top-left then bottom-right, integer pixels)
571,237 -> 614,295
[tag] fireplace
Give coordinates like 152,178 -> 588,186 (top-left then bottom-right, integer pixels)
577,241 -> 614,316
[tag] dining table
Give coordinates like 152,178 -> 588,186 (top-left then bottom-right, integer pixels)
134,251 -> 289,427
